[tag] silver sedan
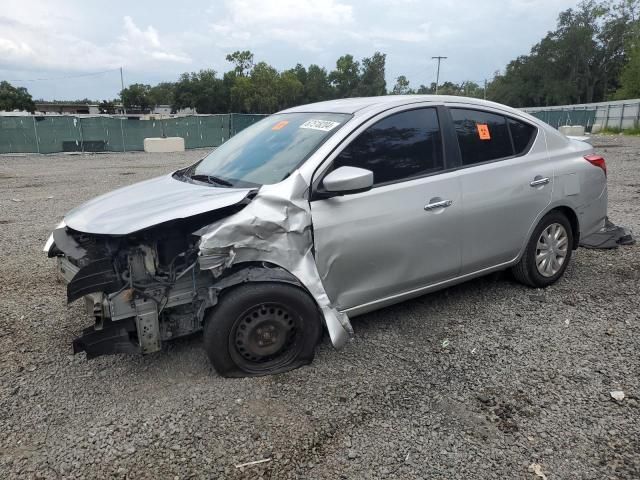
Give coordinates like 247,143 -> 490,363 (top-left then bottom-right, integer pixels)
45,95 -> 608,377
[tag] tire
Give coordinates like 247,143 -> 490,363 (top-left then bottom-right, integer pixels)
511,210 -> 574,288
203,282 -> 322,378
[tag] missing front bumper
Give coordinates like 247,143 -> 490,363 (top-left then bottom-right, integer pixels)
72,318 -> 140,359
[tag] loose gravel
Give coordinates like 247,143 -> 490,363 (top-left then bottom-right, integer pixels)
0,137 -> 638,479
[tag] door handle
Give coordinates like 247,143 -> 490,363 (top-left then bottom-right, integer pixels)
530,177 -> 550,187
424,199 -> 453,211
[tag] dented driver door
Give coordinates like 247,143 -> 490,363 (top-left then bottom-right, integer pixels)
310,106 -> 463,312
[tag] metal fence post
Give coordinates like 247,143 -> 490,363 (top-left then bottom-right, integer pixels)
32,116 -> 40,154
78,116 -> 85,153
120,118 -> 126,152
620,104 -> 625,130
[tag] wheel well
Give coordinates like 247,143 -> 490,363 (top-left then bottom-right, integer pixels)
205,262 -> 323,321
550,206 -> 580,249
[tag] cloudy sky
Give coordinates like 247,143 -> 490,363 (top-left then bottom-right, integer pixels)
0,0 -> 578,101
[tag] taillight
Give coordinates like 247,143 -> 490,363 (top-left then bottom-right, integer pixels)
584,154 -> 607,176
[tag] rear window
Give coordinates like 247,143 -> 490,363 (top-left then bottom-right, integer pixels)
450,109 -> 513,166
450,109 -> 537,166
509,118 -> 537,154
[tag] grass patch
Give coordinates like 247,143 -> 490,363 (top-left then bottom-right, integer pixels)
599,126 -> 640,136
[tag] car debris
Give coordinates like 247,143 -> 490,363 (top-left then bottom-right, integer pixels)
579,217 -> 634,249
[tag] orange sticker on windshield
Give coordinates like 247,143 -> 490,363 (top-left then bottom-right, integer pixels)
477,123 -> 491,140
272,120 -> 289,131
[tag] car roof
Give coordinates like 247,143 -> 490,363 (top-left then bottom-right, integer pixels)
280,95 -> 527,116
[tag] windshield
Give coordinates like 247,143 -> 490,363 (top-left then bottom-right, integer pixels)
185,112 -> 351,187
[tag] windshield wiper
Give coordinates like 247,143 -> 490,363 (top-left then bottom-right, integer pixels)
189,174 -> 233,187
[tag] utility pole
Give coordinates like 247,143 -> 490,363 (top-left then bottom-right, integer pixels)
484,79 -> 487,100
120,67 -> 126,115
432,56 -> 447,95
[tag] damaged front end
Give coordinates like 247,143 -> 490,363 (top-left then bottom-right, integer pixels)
47,203 -> 248,358
46,173 -> 353,360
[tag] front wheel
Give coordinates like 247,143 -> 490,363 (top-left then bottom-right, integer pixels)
203,283 -> 322,377
512,211 -> 574,288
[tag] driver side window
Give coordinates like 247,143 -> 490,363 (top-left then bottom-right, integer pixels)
333,108 -> 444,186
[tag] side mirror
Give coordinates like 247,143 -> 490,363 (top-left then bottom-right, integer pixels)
321,166 -> 374,195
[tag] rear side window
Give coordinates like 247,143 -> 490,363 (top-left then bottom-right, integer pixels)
333,108 -> 443,185
509,118 -> 537,154
450,109 -> 512,166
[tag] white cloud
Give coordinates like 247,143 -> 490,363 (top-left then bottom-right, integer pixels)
0,10 -> 191,73
209,0 -> 354,51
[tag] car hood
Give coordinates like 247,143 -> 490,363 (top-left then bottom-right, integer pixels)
63,173 -> 253,235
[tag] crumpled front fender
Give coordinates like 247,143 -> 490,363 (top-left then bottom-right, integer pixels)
196,173 -> 353,349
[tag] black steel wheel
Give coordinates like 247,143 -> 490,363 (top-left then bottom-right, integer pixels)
203,282 -> 322,377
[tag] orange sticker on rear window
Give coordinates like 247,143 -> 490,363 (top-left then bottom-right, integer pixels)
476,123 -> 491,140
272,120 -> 289,131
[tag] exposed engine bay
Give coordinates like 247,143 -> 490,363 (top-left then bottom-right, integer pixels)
48,203 -> 250,357
47,172 -> 353,359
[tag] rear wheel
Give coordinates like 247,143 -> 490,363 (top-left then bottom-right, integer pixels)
512,211 -> 574,288
203,282 -> 322,377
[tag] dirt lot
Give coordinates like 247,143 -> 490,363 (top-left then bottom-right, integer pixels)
0,136 -> 638,479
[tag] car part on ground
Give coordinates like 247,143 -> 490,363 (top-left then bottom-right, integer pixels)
579,217 -> 635,249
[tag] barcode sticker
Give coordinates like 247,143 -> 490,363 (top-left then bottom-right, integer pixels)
299,120 -> 341,132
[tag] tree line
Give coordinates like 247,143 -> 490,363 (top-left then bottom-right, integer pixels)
488,0 -> 640,106
118,50 -> 490,114
2,0 -> 640,114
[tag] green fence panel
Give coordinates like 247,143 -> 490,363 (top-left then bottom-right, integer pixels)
161,116 -> 201,149
527,108 -> 596,130
196,115 -> 229,147
36,116 -> 82,154
122,118 -> 164,151
1,113 -> 268,154
0,116 -> 38,153
79,117 -> 125,152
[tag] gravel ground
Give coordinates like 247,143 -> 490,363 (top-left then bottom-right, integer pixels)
0,136 -> 638,480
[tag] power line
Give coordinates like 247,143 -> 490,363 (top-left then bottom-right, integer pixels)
5,68 -> 121,82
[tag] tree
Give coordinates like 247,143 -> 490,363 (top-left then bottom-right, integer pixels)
329,54 -> 361,98
229,75 -> 254,112
304,64 -> 333,103
173,70 -> 227,114
249,62 -> 279,113
391,75 -> 412,95
226,50 -> 254,77
120,83 -> 152,110
357,52 -> 387,96
148,82 -> 175,107
98,100 -> 117,114
617,43 -> 640,98
0,81 -> 35,112
276,70 -> 304,110
486,0 -> 637,107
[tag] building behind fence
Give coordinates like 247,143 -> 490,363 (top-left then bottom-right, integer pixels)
0,113 -> 267,154
523,99 -> 640,132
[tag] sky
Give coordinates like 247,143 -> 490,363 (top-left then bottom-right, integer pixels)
0,0 -> 579,101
